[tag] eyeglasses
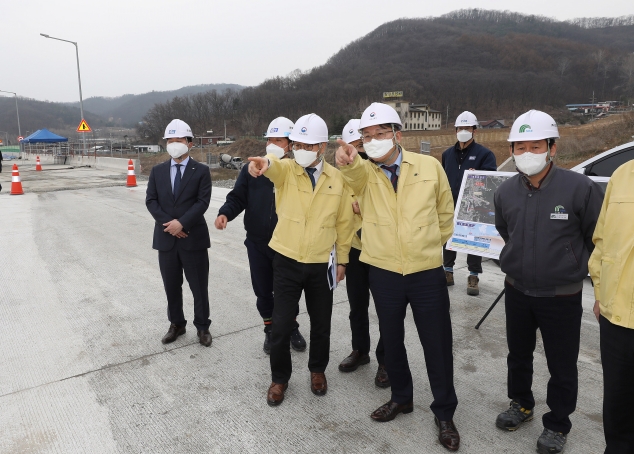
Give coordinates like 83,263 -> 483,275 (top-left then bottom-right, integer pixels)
362,130 -> 393,143
292,143 -> 319,152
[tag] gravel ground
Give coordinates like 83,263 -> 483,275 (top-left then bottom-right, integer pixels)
212,179 -> 236,189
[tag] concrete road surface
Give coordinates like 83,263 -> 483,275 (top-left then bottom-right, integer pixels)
0,168 -> 605,453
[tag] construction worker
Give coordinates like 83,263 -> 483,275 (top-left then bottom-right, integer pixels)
493,110 -> 603,454
146,119 -> 213,347
441,111 -> 497,295
248,113 -> 355,407
214,117 -> 306,354
336,103 -> 460,452
588,159 -> 634,454
336,119 -> 389,388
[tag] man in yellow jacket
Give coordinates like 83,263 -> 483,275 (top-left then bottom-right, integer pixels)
589,159 -> 634,454
336,103 -> 459,452
248,113 -> 355,407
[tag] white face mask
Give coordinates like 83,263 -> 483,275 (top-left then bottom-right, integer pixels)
266,143 -> 287,159
167,141 -> 189,159
364,138 -> 395,159
457,130 -> 473,143
513,151 -> 550,176
294,147 -> 319,168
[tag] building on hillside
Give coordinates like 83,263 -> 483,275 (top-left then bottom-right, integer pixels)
478,119 -> 506,129
384,101 -> 442,131
199,136 -> 225,146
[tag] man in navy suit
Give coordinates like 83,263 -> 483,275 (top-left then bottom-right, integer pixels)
146,119 -> 213,346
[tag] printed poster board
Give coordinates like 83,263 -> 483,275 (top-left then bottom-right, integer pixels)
446,170 -> 609,260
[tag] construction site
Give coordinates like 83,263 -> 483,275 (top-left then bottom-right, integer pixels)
0,129 -> 613,452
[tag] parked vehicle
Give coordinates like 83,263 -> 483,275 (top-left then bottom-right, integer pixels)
571,140 -> 634,177
219,153 -> 243,170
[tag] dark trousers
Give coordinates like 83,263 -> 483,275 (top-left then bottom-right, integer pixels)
346,247 -> 384,363
369,265 -> 457,421
442,243 -> 483,274
504,282 -> 582,434
270,254 -> 333,384
158,244 -> 210,331
600,315 -> 634,454
244,238 -> 276,320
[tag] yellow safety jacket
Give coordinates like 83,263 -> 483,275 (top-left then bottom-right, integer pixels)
589,160 -> 634,328
264,155 -> 355,264
340,149 -> 454,275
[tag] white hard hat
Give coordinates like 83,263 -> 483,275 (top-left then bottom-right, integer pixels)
455,111 -> 478,127
342,119 -> 362,144
289,113 -> 328,144
359,102 -> 402,131
265,117 -> 294,138
163,119 -> 193,139
508,110 -> 559,142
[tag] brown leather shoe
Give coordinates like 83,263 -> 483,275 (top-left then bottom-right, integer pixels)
445,271 -> 454,286
310,372 -> 328,396
267,382 -> 288,407
375,365 -> 391,388
370,400 -> 413,422
339,350 -> 371,372
435,416 -> 460,451
197,329 -> 212,347
161,323 -> 186,344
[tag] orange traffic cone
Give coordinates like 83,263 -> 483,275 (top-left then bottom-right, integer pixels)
127,159 -> 137,187
11,164 -> 24,195
36,156 -> 42,171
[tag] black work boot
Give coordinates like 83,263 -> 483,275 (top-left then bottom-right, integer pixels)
537,428 -> 567,453
263,325 -> 272,354
495,400 -> 534,431
290,326 -> 306,352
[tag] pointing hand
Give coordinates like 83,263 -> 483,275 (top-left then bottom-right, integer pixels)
335,139 -> 357,166
247,156 -> 269,177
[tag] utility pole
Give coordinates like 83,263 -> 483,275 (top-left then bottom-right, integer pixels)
446,105 -> 449,129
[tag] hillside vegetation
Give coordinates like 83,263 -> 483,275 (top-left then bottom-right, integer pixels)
138,9 -> 634,142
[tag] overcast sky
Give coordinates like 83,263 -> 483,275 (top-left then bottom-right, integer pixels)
1,0 -> 631,103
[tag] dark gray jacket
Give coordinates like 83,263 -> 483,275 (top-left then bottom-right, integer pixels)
494,165 -> 603,296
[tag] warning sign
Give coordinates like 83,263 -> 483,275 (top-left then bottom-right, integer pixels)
76,119 -> 92,133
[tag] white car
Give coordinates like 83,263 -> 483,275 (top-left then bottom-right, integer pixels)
570,140 -> 634,177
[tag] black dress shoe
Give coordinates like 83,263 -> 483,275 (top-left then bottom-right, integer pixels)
290,327 -> 306,352
161,323 -> 186,344
338,350 -> 371,372
370,400 -> 413,422
197,329 -> 212,347
374,365 -> 391,388
435,417 -> 460,451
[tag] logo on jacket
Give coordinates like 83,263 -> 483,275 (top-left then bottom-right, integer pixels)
550,205 -> 568,220
519,124 -> 533,133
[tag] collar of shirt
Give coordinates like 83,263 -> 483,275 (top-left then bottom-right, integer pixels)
171,156 -> 189,168
307,158 -> 324,183
380,149 -> 403,179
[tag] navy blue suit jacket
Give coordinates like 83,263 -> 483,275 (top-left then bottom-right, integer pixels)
146,158 -> 212,251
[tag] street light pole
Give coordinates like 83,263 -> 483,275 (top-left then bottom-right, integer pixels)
40,33 -> 87,155
0,90 -> 22,140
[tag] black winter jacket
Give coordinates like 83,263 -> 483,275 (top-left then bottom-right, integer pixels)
442,141 -> 497,202
494,165 -> 603,297
218,164 -> 277,244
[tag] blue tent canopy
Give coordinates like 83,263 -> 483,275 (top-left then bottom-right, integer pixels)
21,129 -> 68,143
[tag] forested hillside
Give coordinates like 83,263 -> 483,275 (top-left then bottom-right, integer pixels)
138,9 -> 634,141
